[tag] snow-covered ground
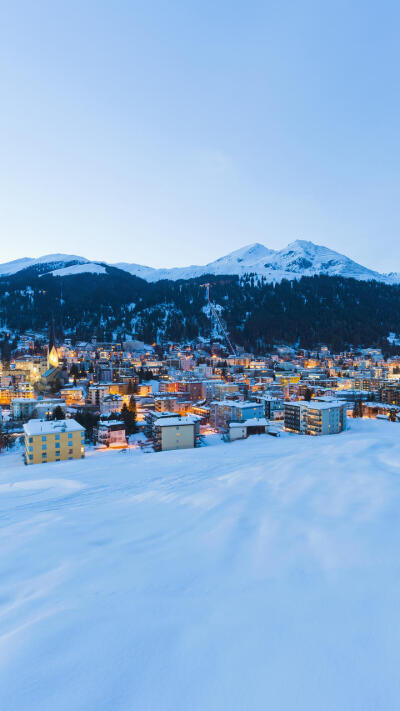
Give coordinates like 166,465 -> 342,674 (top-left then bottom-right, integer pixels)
1,419 -> 400,710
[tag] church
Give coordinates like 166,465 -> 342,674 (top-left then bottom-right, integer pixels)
35,319 -> 68,395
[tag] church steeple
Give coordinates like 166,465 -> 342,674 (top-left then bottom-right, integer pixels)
48,317 -> 59,369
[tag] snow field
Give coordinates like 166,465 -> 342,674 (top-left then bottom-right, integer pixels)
1,419 -> 400,710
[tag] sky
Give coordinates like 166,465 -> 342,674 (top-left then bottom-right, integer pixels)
1,0 -> 400,271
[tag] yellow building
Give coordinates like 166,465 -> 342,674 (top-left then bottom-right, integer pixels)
23,419 -> 85,465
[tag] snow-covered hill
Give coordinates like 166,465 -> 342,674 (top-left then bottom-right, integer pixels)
0,253 -> 90,276
1,241 -> 399,284
1,419 -> 400,710
40,262 -> 107,277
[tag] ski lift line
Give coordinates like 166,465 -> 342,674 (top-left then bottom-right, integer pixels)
200,282 -> 236,356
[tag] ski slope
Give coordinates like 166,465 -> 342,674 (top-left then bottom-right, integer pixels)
1,419 -> 400,710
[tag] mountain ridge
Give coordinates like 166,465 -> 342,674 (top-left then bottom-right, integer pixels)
1,241 -> 399,285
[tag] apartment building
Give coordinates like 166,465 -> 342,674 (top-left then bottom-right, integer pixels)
284,401 -> 347,435
11,397 -> 65,420
97,420 -> 126,447
24,419 -> 85,465
153,416 -> 197,451
212,401 -> 265,429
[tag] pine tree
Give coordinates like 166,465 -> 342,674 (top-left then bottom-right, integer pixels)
121,402 -> 136,435
352,399 -> 363,418
52,406 -> 64,420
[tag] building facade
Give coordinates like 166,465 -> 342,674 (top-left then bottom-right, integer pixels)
24,419 -> 85,465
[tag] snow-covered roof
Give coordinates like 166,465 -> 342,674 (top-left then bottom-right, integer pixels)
99,420 -> 125,428
214,400 -> 263,409
23,418 -> 84,435
154,416 -> 197,427
306,401 -> 344,411
229,418 -> 268,428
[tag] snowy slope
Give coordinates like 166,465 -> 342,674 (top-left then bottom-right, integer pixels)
1,419 -> 400,710
0,253 -> 89,275
41,262 -> 107,277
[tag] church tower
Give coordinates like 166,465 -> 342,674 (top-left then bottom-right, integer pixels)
48,318 -> 59,369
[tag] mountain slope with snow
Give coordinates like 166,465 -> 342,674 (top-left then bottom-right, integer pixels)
114,240 -> 393,283
41,262 -> 107,277
1,241 -> 399,284
0,254 -> 89,276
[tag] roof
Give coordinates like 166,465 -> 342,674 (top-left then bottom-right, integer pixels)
42,367 -> 58,378
215,400 -> 263,409
154,416 -> 197,427
99,420 -> 125,428
48,317 -> 57,353
230,418 -> 268,428
23,418 -> 84,436
306,401 -> 344,411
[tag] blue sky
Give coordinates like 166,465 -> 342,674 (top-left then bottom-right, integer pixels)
1,0 -> 400,271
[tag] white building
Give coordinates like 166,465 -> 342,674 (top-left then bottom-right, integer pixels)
97,420 -> 126,447
284,400 -> 347,435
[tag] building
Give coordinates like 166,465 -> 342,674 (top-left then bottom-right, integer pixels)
88,384 -> 110,408
23,418 -> 85,465
145,410 -> 176,438
284,401 -> 347,435
212,401 -> 265,429
97,420 -> 126,447
11,397 -> 65,421
153,416 -> 197,451
59,386 -> 86,406
304,402 -> 347,435
229,418 -> 268,441
47,319 -> 59,369
100,393 -> 123,415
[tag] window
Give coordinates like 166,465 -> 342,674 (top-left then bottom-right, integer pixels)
42,435 -> 47,441
29,446 -> 33,452
69,449 -> 73,454
55,434 -> 60,440
29,437 -> 33,444
28,454 -> 33,460
42,444 -> 47,450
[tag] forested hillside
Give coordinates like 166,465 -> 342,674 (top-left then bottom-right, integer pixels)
1,264 -> 400,352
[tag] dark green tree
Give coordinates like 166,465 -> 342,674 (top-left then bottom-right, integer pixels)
120,402 -> 136,435
52,405 -> 65,420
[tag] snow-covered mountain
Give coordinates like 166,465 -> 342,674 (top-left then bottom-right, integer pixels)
1,241 -> 399,284
0,253 -> 89,276
113,240 -> 400,284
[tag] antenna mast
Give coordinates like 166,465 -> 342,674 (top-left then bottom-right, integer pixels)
200,282 -> 236,356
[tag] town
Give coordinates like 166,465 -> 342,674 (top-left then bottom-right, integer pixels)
1,322 -> 399,465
